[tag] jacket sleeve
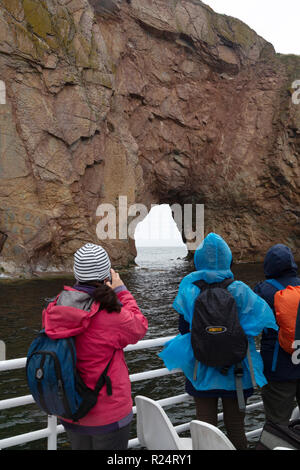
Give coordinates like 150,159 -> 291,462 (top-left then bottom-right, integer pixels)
230,281 -> 278,336
254,281 -> 276,311
112,289 -> 148,349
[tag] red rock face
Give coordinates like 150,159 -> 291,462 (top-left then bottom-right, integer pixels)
0,0 -> 299,276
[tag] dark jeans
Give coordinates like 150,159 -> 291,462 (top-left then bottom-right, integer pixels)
261,380 -> 300,425
194,396 -> 248,450
65,423 -> 131,450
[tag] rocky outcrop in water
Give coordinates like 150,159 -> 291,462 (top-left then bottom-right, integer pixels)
0,0 -> 299,277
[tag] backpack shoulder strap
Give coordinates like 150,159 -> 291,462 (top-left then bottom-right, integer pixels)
94,351 -> 116,396
246,344 -> 257,388
220,278 -> 234,289
266,279 -> 285,291
234,363 -> 246,412
193,278 -> 234,291
193,279 -> 209,290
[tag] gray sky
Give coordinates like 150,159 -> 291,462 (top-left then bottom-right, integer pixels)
135,0 -> 299,247
204,0 -> 300,55
135,205 -> 185,247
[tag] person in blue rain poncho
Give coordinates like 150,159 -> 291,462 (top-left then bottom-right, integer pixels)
159,233 -> 278,449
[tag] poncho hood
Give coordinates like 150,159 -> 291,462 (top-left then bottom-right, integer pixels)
193,233 -> 233,283
264,244 -> 298,279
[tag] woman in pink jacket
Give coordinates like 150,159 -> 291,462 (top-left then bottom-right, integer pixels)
42,243 -> 148,450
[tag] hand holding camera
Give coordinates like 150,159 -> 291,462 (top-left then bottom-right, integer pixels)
105,269 -> 124,290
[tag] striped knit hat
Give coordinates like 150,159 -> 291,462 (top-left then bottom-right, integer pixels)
73,243 -> 111,282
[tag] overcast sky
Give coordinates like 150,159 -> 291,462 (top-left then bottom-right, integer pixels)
135,1 -> 299,247
135,205 -> 185,247
203,0 -> 300,55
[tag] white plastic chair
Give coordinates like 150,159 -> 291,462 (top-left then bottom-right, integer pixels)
190,420 -> 236,450
135,395 -> 193,450
290,406 -> 300,421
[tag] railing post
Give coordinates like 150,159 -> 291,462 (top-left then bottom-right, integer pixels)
47,415 -> 58,450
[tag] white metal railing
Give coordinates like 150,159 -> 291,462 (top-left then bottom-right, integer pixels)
0,335 -> 263,450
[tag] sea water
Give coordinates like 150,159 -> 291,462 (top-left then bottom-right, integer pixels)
0,246 -> 266,449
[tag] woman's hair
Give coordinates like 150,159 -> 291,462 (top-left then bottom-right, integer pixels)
79,281 -> 121,313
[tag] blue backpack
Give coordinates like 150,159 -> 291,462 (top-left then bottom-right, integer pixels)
26,300 -> 114,421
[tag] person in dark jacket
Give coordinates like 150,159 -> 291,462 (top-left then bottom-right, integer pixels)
254,244 -> 300,425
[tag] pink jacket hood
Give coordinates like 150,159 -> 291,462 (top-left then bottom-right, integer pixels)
43,286 -> 100,339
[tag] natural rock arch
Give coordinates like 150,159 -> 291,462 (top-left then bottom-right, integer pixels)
0,0 -> 299,276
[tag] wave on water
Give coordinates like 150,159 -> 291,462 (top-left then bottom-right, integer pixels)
135,245 -> 189,269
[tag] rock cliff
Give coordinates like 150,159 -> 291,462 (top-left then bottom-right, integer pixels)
0,0 -> 299,276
